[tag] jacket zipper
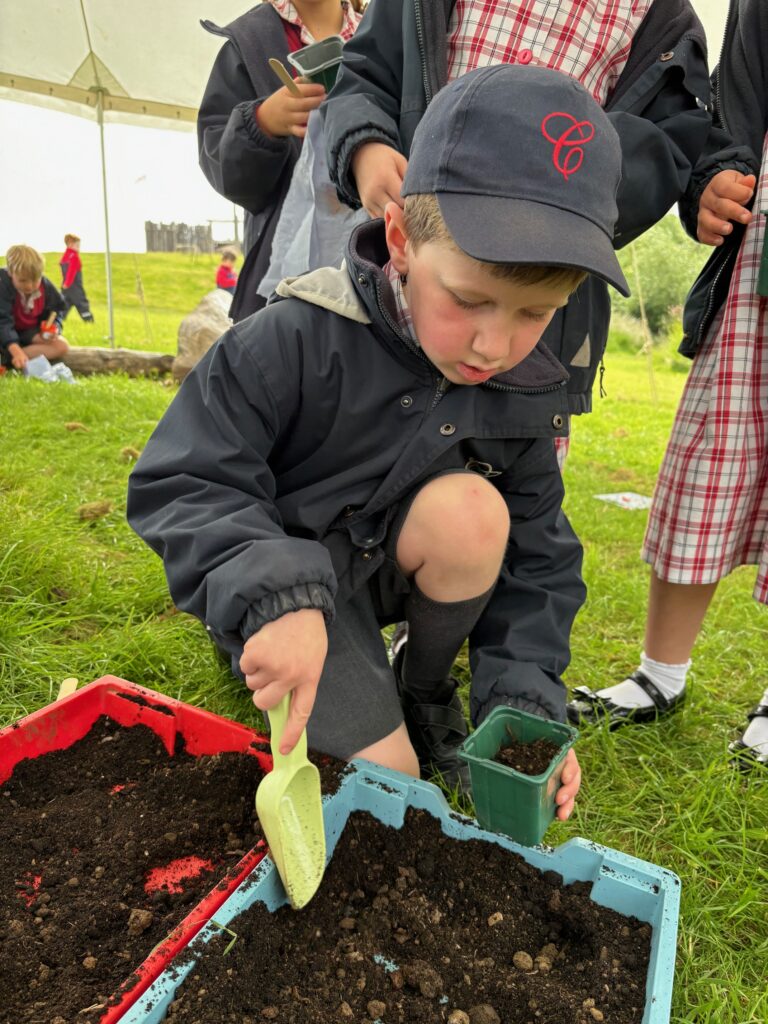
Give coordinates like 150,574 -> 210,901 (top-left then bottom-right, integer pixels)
414,0 -> 433,104
483,379 -> 564,396
430,376 -> 449,410
697,246 -> 735,348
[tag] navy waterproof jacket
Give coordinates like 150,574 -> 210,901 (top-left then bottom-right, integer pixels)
321,0 -> 713,412
678,0 -> 766,357
197,4 -> 302,321
127,221 -> 586,726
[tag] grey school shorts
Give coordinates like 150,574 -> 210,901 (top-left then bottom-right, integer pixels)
304,498 -> 413,760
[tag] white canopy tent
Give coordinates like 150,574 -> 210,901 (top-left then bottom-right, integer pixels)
0,0 -> 245,342
0,0 -> 729,343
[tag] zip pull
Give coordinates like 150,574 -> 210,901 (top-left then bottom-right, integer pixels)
758,211 -> 768,298
599,359 -> 607,398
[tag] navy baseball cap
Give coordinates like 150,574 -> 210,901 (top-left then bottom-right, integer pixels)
402,64 -> 630,296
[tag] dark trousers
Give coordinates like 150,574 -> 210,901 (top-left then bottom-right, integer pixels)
61,273 -> 93,322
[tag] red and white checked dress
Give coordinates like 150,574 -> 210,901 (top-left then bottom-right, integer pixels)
447,0 -> 651,104
643,135 -> 768,604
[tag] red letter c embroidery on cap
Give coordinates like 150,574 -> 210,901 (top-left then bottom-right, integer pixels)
541,112 -> 595,180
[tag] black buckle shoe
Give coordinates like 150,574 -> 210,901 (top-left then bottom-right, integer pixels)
393,647 -> 472,795
566,670 -> 686,728
728,700 -> 768,771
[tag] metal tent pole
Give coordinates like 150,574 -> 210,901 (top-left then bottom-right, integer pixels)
96,88 -> 115,346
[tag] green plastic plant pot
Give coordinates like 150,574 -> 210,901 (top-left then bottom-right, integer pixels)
458,706 -> 579,846
287,35 -> 344,90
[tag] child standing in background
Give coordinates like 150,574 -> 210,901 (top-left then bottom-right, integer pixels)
60,234 -> 94,323
216,248 -> 239,294
197,0 -> 363,321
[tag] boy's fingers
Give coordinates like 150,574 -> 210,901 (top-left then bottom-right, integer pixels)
251,680 -> 290,712
293,82 -> 326,97
706,193 -> 752,223
289,94 -> 325,113
279,689 -> 315,755
556,798 -> 575,821
698,208 -> 732,240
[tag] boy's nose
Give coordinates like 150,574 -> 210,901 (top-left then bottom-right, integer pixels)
471,328 -> 511,366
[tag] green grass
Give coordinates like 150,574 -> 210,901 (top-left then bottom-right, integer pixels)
0,343 -> 766,1022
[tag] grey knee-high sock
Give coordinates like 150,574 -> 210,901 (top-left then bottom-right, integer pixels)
402,583 -> 495,702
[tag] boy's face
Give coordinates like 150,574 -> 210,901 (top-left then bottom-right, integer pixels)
11,272 -> 42,296
385,206 -> 573,385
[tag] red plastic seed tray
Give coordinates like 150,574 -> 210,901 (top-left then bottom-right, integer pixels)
0,675 -> 271,1023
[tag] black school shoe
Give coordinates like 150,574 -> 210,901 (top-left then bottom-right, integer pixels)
566,670 -> 686,728
728,699 -> 768,771
392,646 -> 472,796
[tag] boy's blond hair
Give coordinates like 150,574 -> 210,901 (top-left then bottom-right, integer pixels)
220,248 -> 238,263
6,245 -> 44,281
64,233 -> 80,246
403,194 -> 588,292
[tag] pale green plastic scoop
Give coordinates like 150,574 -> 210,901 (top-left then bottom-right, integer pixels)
255,694 -> 326,909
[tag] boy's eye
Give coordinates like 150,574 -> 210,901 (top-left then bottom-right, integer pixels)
450,292 -> 480,310
521,310 -> 551,322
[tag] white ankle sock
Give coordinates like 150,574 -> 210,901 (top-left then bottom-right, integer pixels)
740,687 -> 768,755
596,652 -> 690,709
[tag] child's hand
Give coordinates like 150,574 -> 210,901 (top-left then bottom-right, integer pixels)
697,170 -> 756,246
555,748 -> 581,821
240,608 -> 328,754
256,82 -> 326,139
8,343 -> 28,370
351,142 -> 408,219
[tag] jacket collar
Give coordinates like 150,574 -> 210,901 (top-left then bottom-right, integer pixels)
345,219 -> 569,392
274,220 -> 568,392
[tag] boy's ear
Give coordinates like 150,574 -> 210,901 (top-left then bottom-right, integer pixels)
384,202 -> 409,276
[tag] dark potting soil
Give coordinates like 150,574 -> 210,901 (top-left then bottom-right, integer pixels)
165,809 -> 652,1024
0,715 -> 344,1022
494,737 -> 563,776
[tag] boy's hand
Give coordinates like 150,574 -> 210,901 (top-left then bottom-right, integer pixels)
240,608 -> 328,755
8,343 -> 27,370
555,748 -> 581,821
351,142 -> 408,219
256,82 -> 326,139
697,170 -> 756,246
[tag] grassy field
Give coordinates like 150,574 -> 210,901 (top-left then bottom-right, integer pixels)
1,289 -> 766,1018
33,250 -> 234,353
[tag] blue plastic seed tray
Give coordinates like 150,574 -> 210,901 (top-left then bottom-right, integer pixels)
124,761 -> 681,1024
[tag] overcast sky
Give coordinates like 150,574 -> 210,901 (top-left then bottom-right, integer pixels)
0,0 -> 728,255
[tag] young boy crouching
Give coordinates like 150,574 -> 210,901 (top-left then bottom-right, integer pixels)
127,65 -> 629,820
0,245 -> 69,371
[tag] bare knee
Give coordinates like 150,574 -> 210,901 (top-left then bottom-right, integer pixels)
397,473 -> 510,575
352,723 -> 420,778
55,336 -> 70,357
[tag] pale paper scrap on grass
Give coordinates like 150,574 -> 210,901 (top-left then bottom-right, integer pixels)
594,492 -> 653,511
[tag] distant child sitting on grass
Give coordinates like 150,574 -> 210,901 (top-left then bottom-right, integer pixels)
216,248 -> 239,294
60,233 -> 94,322
128,66 -> 629,816
0,245 -> 69,371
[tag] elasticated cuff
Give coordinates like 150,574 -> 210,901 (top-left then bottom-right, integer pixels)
332,127 -> 399,209
239,582 -> 335,640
